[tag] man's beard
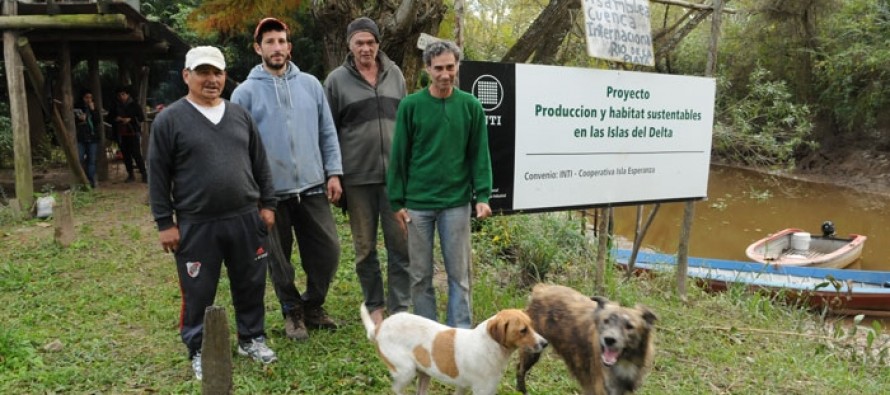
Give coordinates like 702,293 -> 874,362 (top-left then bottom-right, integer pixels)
264,55 -> 287,70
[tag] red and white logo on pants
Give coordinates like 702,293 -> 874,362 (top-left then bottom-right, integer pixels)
255,246 -> 268,261
186,261 -> 201,278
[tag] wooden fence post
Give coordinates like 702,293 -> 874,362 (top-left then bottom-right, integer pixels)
201,306 -> 233,394
594,207 -> 612,295
3,0 -> 34,211
53,192 -> 74,247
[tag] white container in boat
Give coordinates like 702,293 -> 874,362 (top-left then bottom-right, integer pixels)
791,232 -> 811,251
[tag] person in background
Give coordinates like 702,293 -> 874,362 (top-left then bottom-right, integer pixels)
109,86 -> 147,183
386,40 -> 493,329
74,89 -> 101,188
148,46 -> 278,380
324,17 -> 410,326
232,17 -> 343,341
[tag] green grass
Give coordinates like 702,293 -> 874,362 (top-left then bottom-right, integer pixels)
1,187 -> 888,394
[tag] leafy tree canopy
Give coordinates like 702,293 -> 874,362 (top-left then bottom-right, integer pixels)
185,0 -> 304,41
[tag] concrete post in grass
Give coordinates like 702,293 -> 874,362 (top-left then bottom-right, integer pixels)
202,305 -> 233,394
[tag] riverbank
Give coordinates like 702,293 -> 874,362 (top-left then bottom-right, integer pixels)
759,147 -> 890,197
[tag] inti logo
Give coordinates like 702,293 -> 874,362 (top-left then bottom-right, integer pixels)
471,74 -> 504,126
471,75 -> 504,112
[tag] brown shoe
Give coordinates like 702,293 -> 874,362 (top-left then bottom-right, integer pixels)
284,307 -> 309,341
304,306 -> 339,330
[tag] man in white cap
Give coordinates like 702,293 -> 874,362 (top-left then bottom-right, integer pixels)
148,45 -> 278,380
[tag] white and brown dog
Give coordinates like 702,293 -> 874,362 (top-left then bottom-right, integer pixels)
360,304 -> 548,395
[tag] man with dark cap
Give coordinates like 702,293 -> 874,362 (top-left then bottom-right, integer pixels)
108,85 -> 147,183
324,17 -> 410,326
148,45 -> 278,380
232,17 -> 343,341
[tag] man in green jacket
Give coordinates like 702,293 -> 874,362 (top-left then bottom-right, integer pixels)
386,40 -> 493,328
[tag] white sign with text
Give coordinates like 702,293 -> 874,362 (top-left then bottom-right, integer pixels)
582,0 -> 655,66
511,64 -> 715,210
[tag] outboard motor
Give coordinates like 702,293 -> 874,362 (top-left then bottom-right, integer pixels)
821,221 -> 836,238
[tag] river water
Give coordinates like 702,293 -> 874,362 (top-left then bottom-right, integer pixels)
612,164 -> 890,271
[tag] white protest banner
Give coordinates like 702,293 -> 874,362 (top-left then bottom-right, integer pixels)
582,0 -> 655,66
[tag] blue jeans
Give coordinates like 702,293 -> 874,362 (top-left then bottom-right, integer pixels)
77,141 -> 98,187
406,204 -> 472,328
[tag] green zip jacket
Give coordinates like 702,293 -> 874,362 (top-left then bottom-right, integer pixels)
386,87 -> 492,211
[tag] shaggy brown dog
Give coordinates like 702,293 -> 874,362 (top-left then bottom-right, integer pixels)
516,284 -> 657,395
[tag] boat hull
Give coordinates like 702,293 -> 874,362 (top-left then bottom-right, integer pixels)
745,228 -> 866,269
614,249 -> 890,316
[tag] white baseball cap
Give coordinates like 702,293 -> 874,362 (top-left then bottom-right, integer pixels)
185,46 -> 226,71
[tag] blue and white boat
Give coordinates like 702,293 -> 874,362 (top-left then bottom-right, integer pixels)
612,249 -> 890,315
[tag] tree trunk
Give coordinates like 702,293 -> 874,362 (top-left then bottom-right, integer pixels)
453,0 -> 464,48
797,2 -> 819,103
60,41 -> 77,155
311,0 -> 446,91
654,9 -> 712,66
529,3 -> 580,65
89,52 -> 109,183
17,37 -> 89,186
501,0 -> 579,64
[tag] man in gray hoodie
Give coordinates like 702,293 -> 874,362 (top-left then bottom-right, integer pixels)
232,17 -> 343,340
324,17 -> 410,326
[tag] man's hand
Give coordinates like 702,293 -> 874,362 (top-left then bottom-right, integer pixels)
259,208 -> 275,229
159,226 -> 180,253
326,176 -> 343,204
395,208 -> 411,236
475,202 -> 492,219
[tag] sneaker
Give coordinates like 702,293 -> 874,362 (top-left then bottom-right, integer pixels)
237,336 -> 277,364
191,352 -> 202,381
125,174 -> 135,183
284,307 -> 309,341
305,306 -> 339,330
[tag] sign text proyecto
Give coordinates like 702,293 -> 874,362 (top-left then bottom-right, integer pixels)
459,61 -> 716,214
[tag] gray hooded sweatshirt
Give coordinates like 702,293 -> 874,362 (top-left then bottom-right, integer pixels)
232,61 -> 342,196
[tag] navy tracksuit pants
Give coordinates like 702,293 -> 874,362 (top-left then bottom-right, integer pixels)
174,210 -> 269,356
